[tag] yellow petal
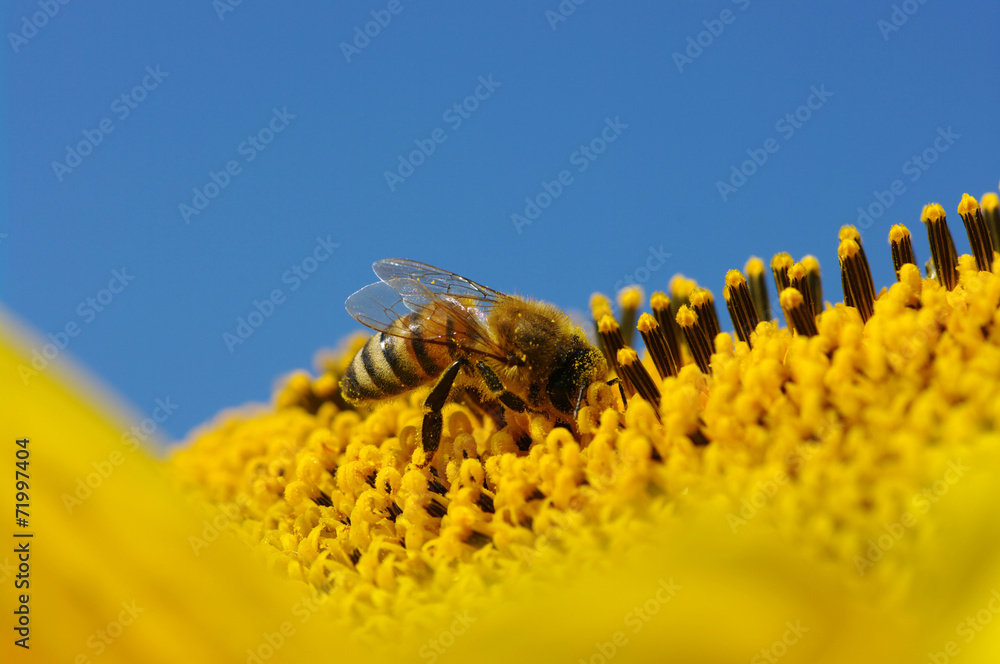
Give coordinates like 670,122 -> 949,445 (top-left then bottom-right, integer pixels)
0,311 -> 359,663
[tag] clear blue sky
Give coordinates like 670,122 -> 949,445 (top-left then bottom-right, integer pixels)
3,0 -> 998,443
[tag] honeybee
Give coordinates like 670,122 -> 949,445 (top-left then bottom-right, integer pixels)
340,259 -> 608,459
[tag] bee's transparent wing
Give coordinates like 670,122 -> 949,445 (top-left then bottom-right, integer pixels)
372,258 -> 504,306
345,262 -> 508,359
345,281 -> 421,331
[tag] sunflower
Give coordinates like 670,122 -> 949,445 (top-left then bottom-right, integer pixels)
4,190 -> 1000,664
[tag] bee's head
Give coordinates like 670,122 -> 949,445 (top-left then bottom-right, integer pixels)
546,338 -> 608,415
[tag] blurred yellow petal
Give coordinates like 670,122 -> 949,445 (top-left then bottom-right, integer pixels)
0,310 -> 360,664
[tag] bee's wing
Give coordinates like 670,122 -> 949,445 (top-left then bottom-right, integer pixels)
345,281 -> 421,329
371,258 -> 504,306
345,261 -> 508,360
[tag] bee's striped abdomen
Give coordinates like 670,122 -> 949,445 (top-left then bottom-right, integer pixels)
340,314 -> 450,403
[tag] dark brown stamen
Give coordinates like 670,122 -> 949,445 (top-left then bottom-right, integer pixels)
889,224 -> 917,281
770,252 -> 793,294
650,291 -> 684,368
476,493 -> 495,513
838,238 -> 875,322
921,203 -> 959,290
617,286 -> 643,348
723,269 -> 759,346
590,293 -> 615,368
801,256 -> 823,316
676,305 -> 712,374
617,347 -> 661,414
598,314 -> 634,397
957,194 -> 994,272
839,226 -> 876,304
427,477 -> 448,495
669,275 -> 696,312
744,257 -> 771,322
981,193 -> 1000,255
788,262 -> 817,322
637,313 -> 679,378
689,287 -> 721,343
426,499 -> 447,518
779,287 -> 818,336
465,530 -> 493,549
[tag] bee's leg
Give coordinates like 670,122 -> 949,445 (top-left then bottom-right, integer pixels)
473,361 -> 534,451
461,387 -> 506,431
474,361 -> 527,413
421,359 -> 469,460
